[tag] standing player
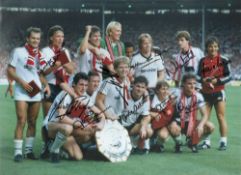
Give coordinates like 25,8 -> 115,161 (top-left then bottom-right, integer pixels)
124,41 -> 135,60
119,76 -> 153,154
101,21 -> 125,60
197,36 -> 231,150
7,27 -> 50,162
173,31 -> 204,87
169,73 -> 214,153
130,33 -> 165,96
5,71 -> 14,98
40,25 -> 76,158
101,21 -> 125,78
78,25 -> 115,80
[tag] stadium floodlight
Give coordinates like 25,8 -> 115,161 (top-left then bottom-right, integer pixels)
128,4 -> 132,9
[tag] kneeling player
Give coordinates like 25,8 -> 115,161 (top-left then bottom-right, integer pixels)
119,76 -> 153,154
43,72 -> 105,162
150,81 -> 175,152
169,73 -> 215,153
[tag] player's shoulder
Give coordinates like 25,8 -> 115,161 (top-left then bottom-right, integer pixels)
13,47 -> 25,54
132,52 -> 141,59
41,46 -> 51,52
196,91 -> 204,100
220,54 -> 230,63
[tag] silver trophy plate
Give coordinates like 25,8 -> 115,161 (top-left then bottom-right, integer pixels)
95,120 -> 132,162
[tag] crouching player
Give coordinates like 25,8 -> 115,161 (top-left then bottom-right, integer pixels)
150,81 -> 175,152
119,76 -> 153,154
169,73 -> 214,153
43,72 -> 105,162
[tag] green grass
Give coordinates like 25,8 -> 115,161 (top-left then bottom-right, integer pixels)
0,86 -> 241,175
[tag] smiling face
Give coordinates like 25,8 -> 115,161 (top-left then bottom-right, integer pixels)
74,79 -> 88,96
140,37 -> 152,55
183,78 -> 196,96
109,25 -> 122,42
87,75 -> 100,94
156,86 -> 169,99
89,31 -> 101,47
132,82 -> 147,99
116,62 -> 129,79
207,41 -> 219,58
50,30 -> 64,48
26,32 -> 41,48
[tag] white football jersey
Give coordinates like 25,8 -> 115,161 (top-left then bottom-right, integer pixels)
119,89 -> 150,127
171,88 -> 205,121
174,47 -> 204,81
98,77 -> 130,117
10,47 -> 42,101
131,52 -> 164,88
78,48 -> 112,80
43,91 -> 94,128
41,47 -> 71,85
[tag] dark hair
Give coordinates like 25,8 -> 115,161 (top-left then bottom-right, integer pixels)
72,72 -> 88,85
181,73 -> 196,85
175,30 -> 191,41
48,25 -> 64,43
205,36 -> 220,52
155,81 -> 169,91
88,71 -> 100,81
133,76 -> 149,86
25,27 -> 42,38
124,42 -> 134,49
89,25 -> 101,38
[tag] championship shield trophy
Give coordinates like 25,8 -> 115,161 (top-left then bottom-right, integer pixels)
95,120 -> 132,163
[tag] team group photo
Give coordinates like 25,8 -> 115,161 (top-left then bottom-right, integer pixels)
0,0 -> 240,175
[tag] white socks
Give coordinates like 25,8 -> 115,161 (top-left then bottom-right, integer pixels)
25,137 -> 35,154
50,132 -> 67,154
220,137 -> 227,146
14,140 -> 23,156
173,135 -> 182,145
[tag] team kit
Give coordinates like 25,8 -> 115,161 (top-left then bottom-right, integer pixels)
7,21 -> 231,163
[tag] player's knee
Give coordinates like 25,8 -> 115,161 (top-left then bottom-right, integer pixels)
217,113 -> 225,121
75,152 -> 83,161
158,130 -> 169,140
205,121 -> 215,133
27,118 -> 37,128
62,125 -> 73,136
169,125 -> 181,136
147,128 -> 153,138
17,118 -> 26,128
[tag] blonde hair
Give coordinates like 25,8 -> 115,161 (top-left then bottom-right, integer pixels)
138,33 -> 153,49
106,21 -> 122,36
113,56 -> 130,70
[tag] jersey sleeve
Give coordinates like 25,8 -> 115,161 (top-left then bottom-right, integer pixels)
156,56 -> 165,71
141,100 -> 150,116
100,49 -> 113,65
98,79 -> 110,96
197,92 -> 205,108
217,57 -> 232,85
9,49 -> 19,68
